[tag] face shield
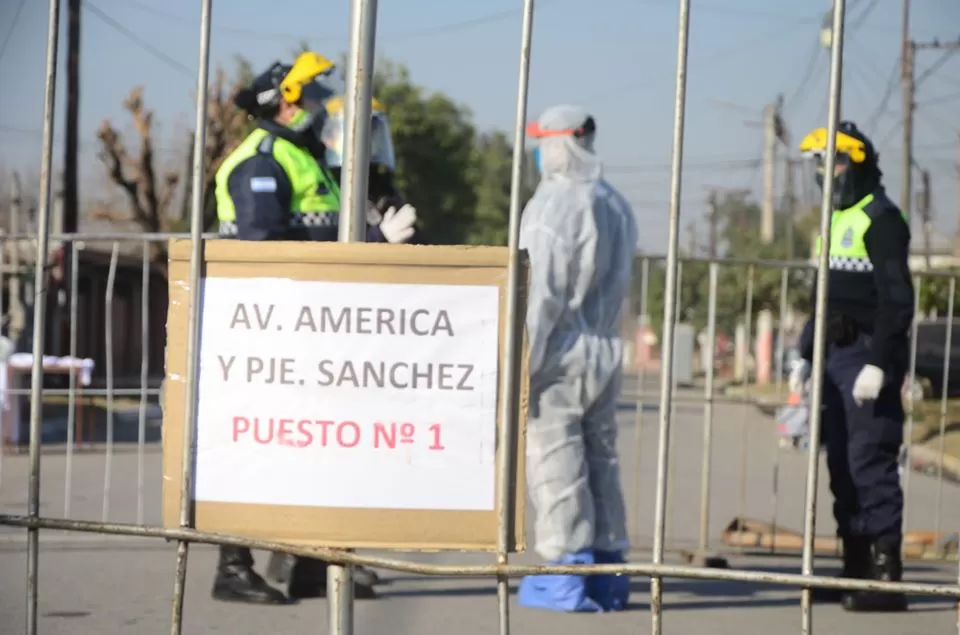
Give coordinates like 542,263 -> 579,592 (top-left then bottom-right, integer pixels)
321,101 -> 397,172
278,52 -> 338,134
286,80 -> 338,134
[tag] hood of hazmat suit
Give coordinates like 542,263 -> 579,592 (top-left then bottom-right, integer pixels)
517,104 -> 638,614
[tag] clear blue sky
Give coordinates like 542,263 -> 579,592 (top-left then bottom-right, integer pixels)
0,0 -> 958,252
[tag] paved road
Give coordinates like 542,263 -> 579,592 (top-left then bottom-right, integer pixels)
1,376 -> 958,634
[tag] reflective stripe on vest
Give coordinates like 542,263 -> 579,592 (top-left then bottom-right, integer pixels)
814,194 -> 875,272
215,129 -> 341,232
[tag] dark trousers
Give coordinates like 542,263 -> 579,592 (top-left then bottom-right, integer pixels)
821,334 -> 905,550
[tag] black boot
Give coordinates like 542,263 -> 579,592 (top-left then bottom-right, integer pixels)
286,556 -> 378,600
812,538 -> 872,603
841,545 -> 909,613
267,552 -> 382,588
212,546 -> 288,605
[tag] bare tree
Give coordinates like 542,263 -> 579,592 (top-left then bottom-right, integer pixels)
93,86 -> 181,236
94,63 -> 256,247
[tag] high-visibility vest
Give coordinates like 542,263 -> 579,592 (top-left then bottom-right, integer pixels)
215,128 -> 340,236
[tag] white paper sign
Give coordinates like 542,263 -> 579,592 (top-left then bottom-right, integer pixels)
193,278 -> 501,512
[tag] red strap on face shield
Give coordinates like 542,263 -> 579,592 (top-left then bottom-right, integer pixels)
526,116 -> 596,139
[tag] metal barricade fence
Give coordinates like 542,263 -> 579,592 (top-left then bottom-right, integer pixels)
626,255 -> 960,568
3,1 -> 960,635
0,233 -> 216,529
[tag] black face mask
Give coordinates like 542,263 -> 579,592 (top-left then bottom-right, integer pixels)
814,155 -> 860,209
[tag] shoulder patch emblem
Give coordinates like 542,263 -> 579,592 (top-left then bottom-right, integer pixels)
840,227 -> 854,249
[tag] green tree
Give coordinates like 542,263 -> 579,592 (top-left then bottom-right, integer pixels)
919,273 -> 960,315
465,131 -> 537,246
643,192 -> 814,340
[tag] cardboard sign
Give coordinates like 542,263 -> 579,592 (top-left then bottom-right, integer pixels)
163,240 -> 528,551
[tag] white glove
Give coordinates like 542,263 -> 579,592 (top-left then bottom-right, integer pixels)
365,201 -> 383,226
379,204 -> 417,244
788,360 -> 811,395
851,364 -> 884,406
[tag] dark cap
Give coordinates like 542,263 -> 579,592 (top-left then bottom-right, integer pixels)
233,61 -> 290,119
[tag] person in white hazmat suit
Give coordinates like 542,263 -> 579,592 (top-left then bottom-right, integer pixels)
516,105 -> 637,613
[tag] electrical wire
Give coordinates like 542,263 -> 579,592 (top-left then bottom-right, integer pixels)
784,41 -> 822,114
920,90 -> 960,107
864,58 -> 899,132
0,0 -> 26,66
916,48 -> 959,87
846,0 -> 880,33
592,11 -> 824,101
100,0 -> 560,44
85,1 -> 194,77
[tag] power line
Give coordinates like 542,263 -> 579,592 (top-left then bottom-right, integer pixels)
0,0 -> 26,65
606,157 -> 761,174
84,1 -> 194,77
920,90 -> 960,107
864,58 -> 899,131
916,47 -> 959,87
593,11 -> 824,101
784,41 -> 822,113
100,0 -> 560,44
847,0 -> 880,33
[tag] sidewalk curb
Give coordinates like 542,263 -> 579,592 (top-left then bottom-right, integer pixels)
719,384 -> 960,483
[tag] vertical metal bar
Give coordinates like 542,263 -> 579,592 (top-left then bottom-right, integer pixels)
902,277 -> 921,530
651,0 -> 691,630
495,1 -> 535,633
331,0 -> 380,628
338,0 -> 378,244
26,0 -> 62,632
800,1 -> 847,631
137,240 -> 150,526
170,0 -> 213,632
63,242 -> 80,519
771,265 -> 789,553
775,267 -> 789,399
698,261 -> 718,552
739,266 -> 755,524
102,242 -> 119,522
0,240 -> 5,490
666,260 -> 683,545
631,257 -> 650,543
934,277 -> 954,537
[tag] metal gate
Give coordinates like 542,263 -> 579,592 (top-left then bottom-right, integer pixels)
2,0 -> 960,634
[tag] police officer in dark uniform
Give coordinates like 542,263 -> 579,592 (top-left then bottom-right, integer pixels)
211,52 -> 416,605
791,121 -> 913,613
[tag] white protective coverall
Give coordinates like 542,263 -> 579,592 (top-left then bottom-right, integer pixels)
517,105 -> 637,614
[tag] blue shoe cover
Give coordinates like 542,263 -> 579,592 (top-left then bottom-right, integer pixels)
518,550 -> 603,613
586,550 -> 630,612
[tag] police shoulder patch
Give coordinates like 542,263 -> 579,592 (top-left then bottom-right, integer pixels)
840,227 -> 854,248
249,177 -> 277,193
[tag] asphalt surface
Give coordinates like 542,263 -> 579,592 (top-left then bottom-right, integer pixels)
1,374 -> 959,634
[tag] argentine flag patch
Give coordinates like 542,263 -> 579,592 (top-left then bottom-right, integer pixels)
250,177 -> 277,193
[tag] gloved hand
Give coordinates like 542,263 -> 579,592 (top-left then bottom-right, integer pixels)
788,360 -> 811,395
379,204 -> 417,244
851,364 -> 884,406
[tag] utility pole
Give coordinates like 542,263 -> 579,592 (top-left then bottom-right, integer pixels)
686,219 -> 697,256
917,168 -> 932,269
900,0 -> 960,225
706,191 -> 719,259
783,157 -> 797,260
761,94 -> 789,245
762,101 -> 778,244
61,0 -> 81,357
